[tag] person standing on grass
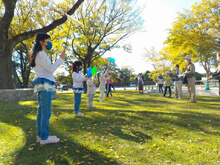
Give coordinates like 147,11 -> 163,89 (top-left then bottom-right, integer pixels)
106,77 -> 112,98
208,52 -> 220,108
98,67 -> 110,102
86,75 -> 97,108
109,82 -> 115,97
72,61 -> 88,117
30,32 -> 65,145
173,64 -> 183,99
208,52 -> 220,80
183,55 -> 196,103
157,73 -> 164,93
163,71 -> 172,97
138,73 -> 144,94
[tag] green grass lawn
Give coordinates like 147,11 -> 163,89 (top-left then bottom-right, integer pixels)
0,90 -> 220,165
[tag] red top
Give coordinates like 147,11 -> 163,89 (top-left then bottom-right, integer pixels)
105,74 -> 112,83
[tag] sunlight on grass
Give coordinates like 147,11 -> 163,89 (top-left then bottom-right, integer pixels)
0,91 -> 220,164
0,123 -> 26,164
25,114 -> 36,120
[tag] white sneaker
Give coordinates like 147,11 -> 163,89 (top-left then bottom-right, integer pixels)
37,136 -> 57,143
178,97 -> 182,99
75,112 -> 84,117
99,99 -> 104,102
173,97 -> 177,99
40,136 -> 60,145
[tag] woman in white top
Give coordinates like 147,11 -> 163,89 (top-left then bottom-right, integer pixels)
72,61 -> 88,116
97,68 -> 110,102
30,32 -> 65,145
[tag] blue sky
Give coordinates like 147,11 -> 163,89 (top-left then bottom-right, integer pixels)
104,0 -> 205,74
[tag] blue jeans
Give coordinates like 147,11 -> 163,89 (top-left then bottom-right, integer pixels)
74,93 -> 81,114
37,91 -> 52,140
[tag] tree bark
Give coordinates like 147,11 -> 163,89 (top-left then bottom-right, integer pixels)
0,47 -> 14,89
12,61 -> 22,88
0,0 -> 84,89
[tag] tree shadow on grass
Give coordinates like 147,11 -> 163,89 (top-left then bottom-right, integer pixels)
0,101 -> 120,165
104,91 -> 220,111
91,108 -> 220,137
1,91 -> 220,164
57,92 -> 220,138
111,126 -> 152,143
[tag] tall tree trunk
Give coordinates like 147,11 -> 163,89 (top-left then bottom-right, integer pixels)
12,61 -> 22,88
0,47 -> 14,89
201,60 -> 210,78
22,66 -> 31,88
0,0 -> 84,89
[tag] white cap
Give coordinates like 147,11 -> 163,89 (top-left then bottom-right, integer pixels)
165,71 -> 169,74
185,55 -> 191,60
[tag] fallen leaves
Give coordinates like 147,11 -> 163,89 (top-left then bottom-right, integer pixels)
28,147 -> 34,151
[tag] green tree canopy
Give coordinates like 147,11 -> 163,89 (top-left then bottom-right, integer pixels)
163,0 -> 220,77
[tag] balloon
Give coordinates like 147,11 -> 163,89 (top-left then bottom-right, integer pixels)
109,58 -> 115,63
66,14 -> 84,26
87,67 -> 92,78
92,67 -> 98,76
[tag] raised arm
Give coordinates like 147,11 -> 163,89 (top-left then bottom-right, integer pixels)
38,51 -> 64,73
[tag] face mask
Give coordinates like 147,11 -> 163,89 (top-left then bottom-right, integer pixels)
185,59 -> 188,63
217,56 -> 220,61
78,68 -> 82,71
46,41 -> 52,50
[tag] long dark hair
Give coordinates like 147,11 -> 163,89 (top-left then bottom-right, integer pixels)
30,32 -> 50,67
72,61 -> 82,73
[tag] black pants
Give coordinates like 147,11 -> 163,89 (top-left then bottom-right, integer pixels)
106,83 -> 111,97
163,86 -> 171,97
159,84 -> 163,93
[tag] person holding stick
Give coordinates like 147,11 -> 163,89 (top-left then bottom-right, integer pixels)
30,32 -> 65,145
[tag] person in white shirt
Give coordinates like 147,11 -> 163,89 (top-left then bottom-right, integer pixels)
72,61 -> 88,116
97,67 -> 110,102
173,64 -> 183,99
30,32 -> 65,145
86,75 -> 97,108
